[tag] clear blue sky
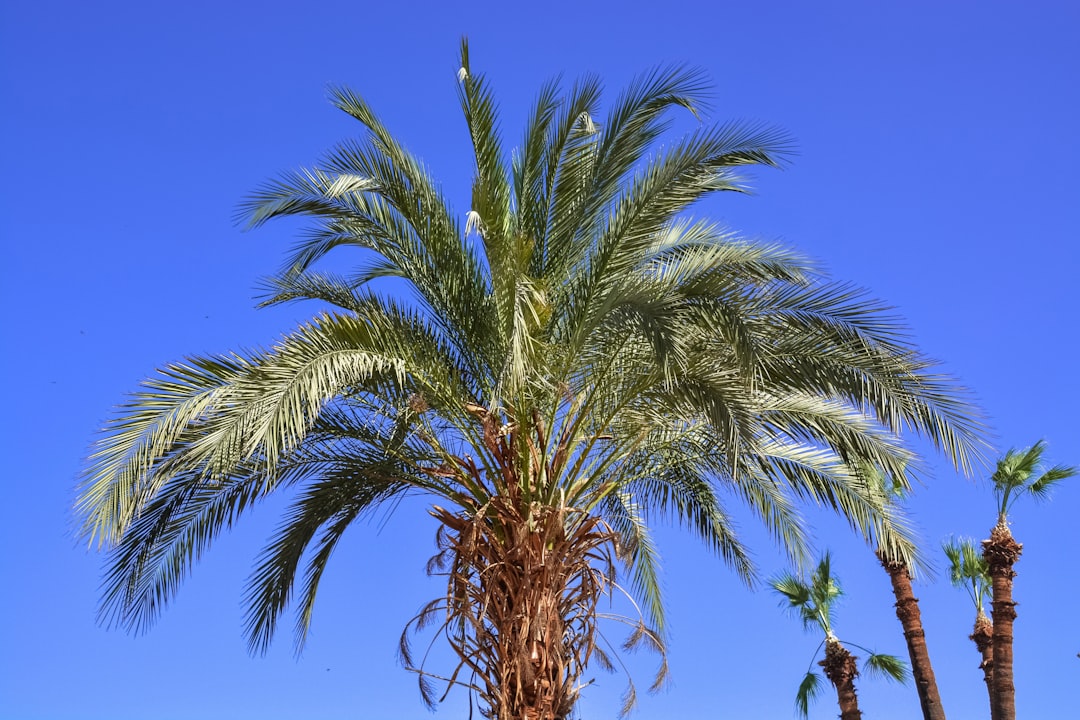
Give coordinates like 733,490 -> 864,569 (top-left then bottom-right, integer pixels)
2,1 -> 1077,718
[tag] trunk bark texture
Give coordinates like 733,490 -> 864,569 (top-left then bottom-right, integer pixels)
410,406 -> 661,720
822,637 -> 862,720
971,611 -> 994,713
433,499 -> 609,720
983,522 -> 1022,720
413,404 -> 613,720
879,553 -> 947,720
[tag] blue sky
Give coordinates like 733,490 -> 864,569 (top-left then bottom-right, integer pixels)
2,1 -> 1078,718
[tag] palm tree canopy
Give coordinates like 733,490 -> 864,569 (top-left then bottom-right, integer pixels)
772,552 -> 843,636
943,537 -> 991,615
991,440 -> 1076,521
76,40 -> 986,663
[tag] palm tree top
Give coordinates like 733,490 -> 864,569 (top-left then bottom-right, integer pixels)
991,440 -> 1076,522
943,537 -> 990,616
76,40 -> 988,680
771,552 -> 842,637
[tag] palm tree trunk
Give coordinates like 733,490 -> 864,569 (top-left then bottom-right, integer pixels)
429,410 -> 592,720
878,553 -> 947,720
434,494 -> 611,720
983,521 -> 1023,720
971,610 -> 994,713
822,637 -> 862,720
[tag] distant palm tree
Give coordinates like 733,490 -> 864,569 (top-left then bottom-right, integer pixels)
76,41 -> 986,720
772,553 -> 909,720
982,441 -> 1076,720
943,537 -> 993,709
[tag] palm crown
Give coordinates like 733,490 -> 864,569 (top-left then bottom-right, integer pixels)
944,537 -> 991,616
990,440 -> 1076,523
772,552 -> 843,638
77,41 -> 985,717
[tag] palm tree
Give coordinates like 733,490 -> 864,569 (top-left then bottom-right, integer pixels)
866,466 -> 946,720
772,553 -> 910,720
981,441 -> 1076,720
943,537 -> 993,709
76,41 -> 986,720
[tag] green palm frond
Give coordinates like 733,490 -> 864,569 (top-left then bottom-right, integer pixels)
255,271 -> 375,312
245,464 -> 412,655
863,652 -> 910,683
795,670 -> 823,720
78,352 -> 265,546
623,459 -> 757,584
754,438 -> 920,569
808,554 -> 842,631
756,282 -> 987,476
772,571 -> 814,623
770,553 -> 841,635
1029,463 -> 1075,498
992,440 -> 1077,518
601,490 -> 666,633
943,536 -> 991,614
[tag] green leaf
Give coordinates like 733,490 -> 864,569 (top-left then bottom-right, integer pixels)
795,670 -> 823,719
863,652 -> 910,683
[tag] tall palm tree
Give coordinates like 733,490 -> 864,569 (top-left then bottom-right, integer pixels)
76,41 -> 985,720
943,537 -> 993,709
981,441 -> 1075,720
866,466 -> 946,720
772,553 -> 909,720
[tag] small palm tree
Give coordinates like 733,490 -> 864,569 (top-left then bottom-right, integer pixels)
772,554 -> 909,720
76,41 -> 986,720
943,537 -> 993,708
981,441 -> 1076,720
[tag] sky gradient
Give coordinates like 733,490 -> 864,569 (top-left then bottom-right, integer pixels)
2,1 -> 1078,718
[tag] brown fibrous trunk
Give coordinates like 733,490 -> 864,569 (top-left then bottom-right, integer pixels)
406,405 -> 668,719
878,552 -> 947,720
983,522 -> 1022,720
822,637 -> 862,720
405,405 -> 613,720
971,610 -> 994,712
427,496 -> 609,720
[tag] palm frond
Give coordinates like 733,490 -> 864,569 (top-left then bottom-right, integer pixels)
772,572 -> 813,616
600,491 -> 666,634
77,352 -> 265,546
244,464 -> 410,654
795,670 -> 823,720
992,440 -> 1076,517
1029,463 -> 1077,499
943,536 -> 991,614
863,652 -> 910,683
